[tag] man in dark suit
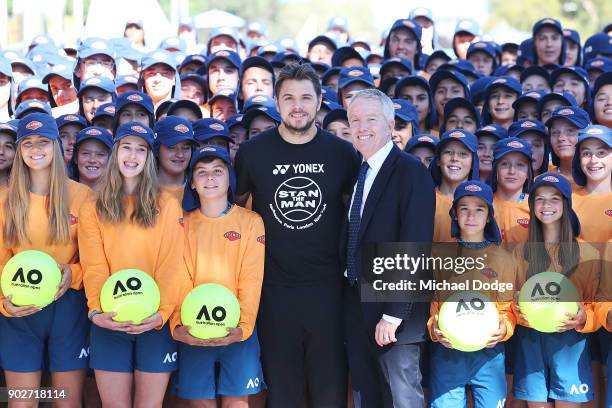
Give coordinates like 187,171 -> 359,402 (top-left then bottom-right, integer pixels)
342,88 -> 436,407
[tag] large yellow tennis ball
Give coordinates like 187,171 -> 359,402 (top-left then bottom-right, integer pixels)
100,269 -> 160,325
181,283 -> 241,340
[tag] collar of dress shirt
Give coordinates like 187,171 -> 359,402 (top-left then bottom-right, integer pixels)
364,140 -> 394,173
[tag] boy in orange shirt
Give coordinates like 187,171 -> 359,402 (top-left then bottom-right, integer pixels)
171,145 -> 266,404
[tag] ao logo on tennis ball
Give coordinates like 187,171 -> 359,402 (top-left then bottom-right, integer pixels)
274,177 -> 322,222
113,277 -> 142,296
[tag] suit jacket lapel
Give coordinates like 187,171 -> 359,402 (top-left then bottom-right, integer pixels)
358,146 -> 399,240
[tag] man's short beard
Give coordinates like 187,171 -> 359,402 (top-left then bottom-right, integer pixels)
281,117 -> 316,135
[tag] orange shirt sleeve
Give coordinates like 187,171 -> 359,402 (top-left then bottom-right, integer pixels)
153,194 -> 187,327
78,198 -> 111,315
236,215 -> 265,340
169,230 -> 196,335
0,201 -> 15,317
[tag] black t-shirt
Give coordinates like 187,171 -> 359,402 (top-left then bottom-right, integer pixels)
235,127 -> 359,286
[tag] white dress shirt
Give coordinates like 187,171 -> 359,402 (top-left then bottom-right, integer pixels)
347,141 -> 402,326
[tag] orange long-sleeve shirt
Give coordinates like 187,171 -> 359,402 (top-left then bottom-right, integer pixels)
427,244 -> 518,343
0,180 -> 93,317
595,241 -> 612,331
573,189 -> 612,245
78,190 -> 186,326
433,189 -> 453,243
160,185 -> 184,204
493,194 -> 530,244
512,240 -> 602,333
170,205 -> 264,341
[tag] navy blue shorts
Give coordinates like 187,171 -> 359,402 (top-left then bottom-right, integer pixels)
429,342 -> 506,407
0,289 -> 90,372
89,323 -> 177,373
512,326 -> 593,403
174,329 -> 265,400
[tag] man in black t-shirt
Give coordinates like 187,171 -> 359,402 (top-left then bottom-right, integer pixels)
235,64 -> 359,407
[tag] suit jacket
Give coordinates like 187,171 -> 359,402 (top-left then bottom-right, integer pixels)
340,144 -> 436,344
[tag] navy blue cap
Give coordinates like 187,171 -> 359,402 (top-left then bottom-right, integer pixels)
115,74 -> 139,90
322,66 -> 341,86
424,50 -> 452,68
490,137 -> 533,193
332,46 -> 366,68
167,99 -> 203,120
469,76 -> 495,107
115,91 -> 154,115
42,61 -> 75,83
15,100 -> 52,119
207,27 -> 240,53
309,61 -> 330,74
0,56 -> 14,77
476,124 -> 508,140
111,37 -> 142,64
322,108 -> 348,129
545,105 -> 590,129
380,57 -> 413,77
16,112 -> 59,143
405,134 -> 438,153
550,65 -> 589,87
0,121 -> 17,137
455,18 -> 480,36
529,173 -> 580,236
394,75 -> 437,130
77,76 -> 115,97
206,50 -> 241,70
240,56 -> 274,78
257,42 -> 282,57
430,128 -> 480,186
93,103 -> 116,120
583,32 -> 612,63
159,36 -> 186,53
153,116 -> 195,154
536,91 -> 577,118
179,54 -> 206,72
56,114 -> 88,130
480,76 -> 522,125
242,94 -> 275,113
593,71 -> 612,98
439,59 -> 479,78
429,69 -> 470,99
193,118 -> 233,144
241,105 -> 281,129
308,34 -> 338,52
391,99 -> 418,130
572,125 -> 612,186
321,86 -> 339,103
78,38 -> 116,60
512,90 -> 546,110
584,57 -> 612,73
441,97 -> 480,133
16,76 -> 48,102
409,7 -> 433,21
520,65 -> 550,84
509,118 -> 547,139
183,145 -> 236,211
226,114 -> 245,129
208,90 -> 238,107
532,18 -> 563,36
450,181 -> 501,244
467,41 -> 496,60
30,35 -> 55,49
338,66 -> 375,90
384,19 -> 422,64
141,49 -> 177,72
11,58 -> 36,76
76,126 -> 113,149
494,63 -> 525,77
563,28 -> 580,46
114,122 -> 154,147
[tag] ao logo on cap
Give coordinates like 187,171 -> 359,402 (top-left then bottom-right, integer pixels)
174,124 -> 190,133
209,123 -> 225,131
274,177 -> 322,223
475,42 -> 487,48
252,95 -> 268,103
348,70 -> 363,77
64,115 -> 80,121
540,18 -> 556,25
492,78 -> 507,84
26,121 -> 43,131
86,78 -> 102,85
586,127 -> 603,135
542,175 -> 559,183
418,136 -> 433,143
201,147 -> 216,152
104,106 -> 115,113
449,131 -> 465,138
131,125 -> 147,134
52,64 -> 66,72
558,108 -> 574,115
481,125 -> 496,132
507,140 -> 524,148
393,103 -> 402,110
591,60 -> 604,67
464,184 -> 482,192
526,92 -> 541,99
127,94 -> 143,102
86,129 -> 102,136
91,41 -> 107,50
216,51 -> 230,57
152,51 -> 168,61
521,121 -> 536,128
